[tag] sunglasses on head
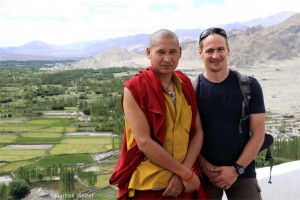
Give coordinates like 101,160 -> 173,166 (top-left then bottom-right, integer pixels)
199,27 -> 227,42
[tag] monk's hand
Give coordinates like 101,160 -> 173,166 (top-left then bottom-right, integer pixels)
163,174 -> 183,197
182,171 -> 200,193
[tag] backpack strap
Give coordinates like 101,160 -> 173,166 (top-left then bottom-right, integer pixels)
234,70 -> 251,134
234,70 -> 273,184
264,147 -> 274,184
260,134 -> 274,184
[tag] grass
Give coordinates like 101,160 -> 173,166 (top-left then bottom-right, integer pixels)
93,186 -> 117,200
0,149 -> 46,162
14,136 -> 62,144
25,118 -> 71,127
106,155 -> 120,162
29,126 -> 65,132
94,163 -> 115,174
0,118 -> 27,124
0,126 -> 32,132
29,179 -> 90,194
50,138 -> 111,155
0,113 -> 118,197
0,134 -> 17,143
64,107 -> 78,111
255,155 -> 293,168
0,160 -> 35,172
96,174 -> 111,188
65,126 -> 77,132
36,154 -> 94,166
20,132 -> 63,138
30,180 -> 61,191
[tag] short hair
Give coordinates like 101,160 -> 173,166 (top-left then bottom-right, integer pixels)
199,27 -> 229,50
149,29 -> 179,47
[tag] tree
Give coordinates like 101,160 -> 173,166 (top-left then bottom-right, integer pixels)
0,184 -> 8,200
9,180 -> 30,200
59,169 -> 75,194
38,174 -> 43,182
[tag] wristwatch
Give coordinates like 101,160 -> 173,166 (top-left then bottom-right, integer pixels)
233,163 -> 245,175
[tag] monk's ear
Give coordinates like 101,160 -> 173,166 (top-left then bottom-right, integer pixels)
179,46 -> 182,58
146,47 -> 151,59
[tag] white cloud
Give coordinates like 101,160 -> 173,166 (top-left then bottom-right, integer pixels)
0,0 -> 299,47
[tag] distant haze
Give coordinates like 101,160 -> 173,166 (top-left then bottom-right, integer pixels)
1,0 -> 300,47
0,12 -> 296,64
1,11 -> 300,69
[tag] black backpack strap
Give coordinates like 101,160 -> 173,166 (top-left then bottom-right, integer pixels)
235,70 -> 274,184
234,70 -> 251,134
263,146 -> 274,184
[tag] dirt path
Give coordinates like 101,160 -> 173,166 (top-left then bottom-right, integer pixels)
1,144 -> 53,149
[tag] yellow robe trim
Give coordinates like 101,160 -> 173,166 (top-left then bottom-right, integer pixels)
125,74 -> 192,197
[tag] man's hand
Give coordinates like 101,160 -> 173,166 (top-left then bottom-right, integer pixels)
209,166 -> 238,190
198,156 -> 219,179
163,175 -> 183,196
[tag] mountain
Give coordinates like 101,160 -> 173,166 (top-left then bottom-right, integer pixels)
49,47 -> 148,71
85,34 -> 150,55
227,12 -> 300,67
2,41 -> 89,60
244,11 -> 295,27
221,11 -> 295,31
6,41 -> 62,54
81,11 -> 296,56
0,11 -> 297,62
52,12 -> 300,70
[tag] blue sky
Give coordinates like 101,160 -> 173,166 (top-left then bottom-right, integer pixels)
0,0 -> 300,47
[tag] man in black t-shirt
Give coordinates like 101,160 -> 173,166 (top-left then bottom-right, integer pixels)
196,27 -> 265,200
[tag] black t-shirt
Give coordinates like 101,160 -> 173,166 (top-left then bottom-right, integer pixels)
196,70 -> 265,178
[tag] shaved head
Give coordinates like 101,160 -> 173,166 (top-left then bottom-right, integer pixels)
149,29 -> 179,47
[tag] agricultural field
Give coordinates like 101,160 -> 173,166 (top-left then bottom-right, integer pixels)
0,61 -> 299,199
0,62 -> 139,199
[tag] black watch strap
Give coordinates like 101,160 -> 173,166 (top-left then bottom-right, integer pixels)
234,163 -> 245,175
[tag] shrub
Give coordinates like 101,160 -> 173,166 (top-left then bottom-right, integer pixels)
9,180 -> 30,200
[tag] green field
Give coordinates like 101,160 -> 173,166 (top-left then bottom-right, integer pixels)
0,149 -> 46,162
0,134 -> 17,143
96,174 -> 112,188
0,160 -> 35,173
0,65 -> 135,199
0,118 -> 119,198
25,118 -> 71,127
0,115 -> 118,198
20,132 -> 63,138
36,154 -> 94,165
50,137 -> 111,155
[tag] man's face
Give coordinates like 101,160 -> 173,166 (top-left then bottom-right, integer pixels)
199,34 -> 230,73
146,37 -> 182,77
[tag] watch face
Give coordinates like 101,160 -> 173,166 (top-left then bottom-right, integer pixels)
238,167 -> 245,175
234,164 -> 245,175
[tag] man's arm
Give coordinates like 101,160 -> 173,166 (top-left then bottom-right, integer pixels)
123,87 -> 199,189
210,113 -> 265,189
236,113 -> 265,167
